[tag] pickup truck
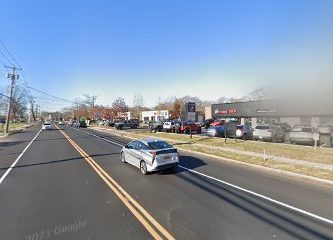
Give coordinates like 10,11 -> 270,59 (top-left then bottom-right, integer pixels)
114,120 -> 139,130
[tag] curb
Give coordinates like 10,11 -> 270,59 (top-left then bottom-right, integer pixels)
91,126 -> 333,187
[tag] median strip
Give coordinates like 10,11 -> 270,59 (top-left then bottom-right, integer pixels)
55,125 -> 175,240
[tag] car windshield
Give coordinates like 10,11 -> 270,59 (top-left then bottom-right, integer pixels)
301,128 -> 312,132
292,127 -> 303,132
255,126 -> 270,130
147,141 -> 173,149
237,125 -> 244,129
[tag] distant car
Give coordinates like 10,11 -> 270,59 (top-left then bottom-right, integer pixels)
201,118 -> 215,129
207,126 -> 225,137
210,120 -> 225,127
79,121 -> 87,128
235,125 -> 253,140
149,121 -> 164,132
175,121 -> 202,134
289,126 -> 315,145
163,121 -> 177,132
58,121 -> 64,125
120,138 -> 179,174
115,120 -> 139,130
273,122 -> 291,133
42,122 -> 52,130
253,125 -> 284,142
317,125 -> 333,147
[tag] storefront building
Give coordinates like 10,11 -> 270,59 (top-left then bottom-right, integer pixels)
141,110 -> 169,122
211,100 -> 333,128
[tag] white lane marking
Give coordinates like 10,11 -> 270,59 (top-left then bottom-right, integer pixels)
178,165 -> 333,226
0,128 -> 42,185
73,127 -> 123,147
70,126 -> 333,226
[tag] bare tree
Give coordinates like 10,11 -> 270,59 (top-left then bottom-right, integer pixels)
132,93 -> 144,119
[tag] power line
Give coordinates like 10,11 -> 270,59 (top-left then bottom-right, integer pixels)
0,40 -> 22,69
0,48 -> 14,66
27,86 -> 75,104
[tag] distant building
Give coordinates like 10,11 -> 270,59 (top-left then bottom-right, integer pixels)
141,110 -> 169,122
211,99 -> 333,128
117,111 -> 131,120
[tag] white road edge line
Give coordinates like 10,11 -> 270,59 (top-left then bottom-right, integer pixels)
71,126 -> 333,226
0,128 -> 42,185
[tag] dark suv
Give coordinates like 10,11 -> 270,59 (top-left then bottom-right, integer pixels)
114,120 -> 139,130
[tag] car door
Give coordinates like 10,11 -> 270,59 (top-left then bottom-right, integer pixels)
131,141 -> 144,168
124,141 -> 137,165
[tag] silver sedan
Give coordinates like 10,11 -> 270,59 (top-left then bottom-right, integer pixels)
120,138 -> 179,175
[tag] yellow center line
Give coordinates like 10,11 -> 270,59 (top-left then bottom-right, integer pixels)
55,125 -> 175,240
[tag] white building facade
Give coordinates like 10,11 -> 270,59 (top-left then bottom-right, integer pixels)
141,110 -> 169,122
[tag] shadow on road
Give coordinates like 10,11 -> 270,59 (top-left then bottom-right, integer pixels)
0,141 -> 28,147
0,152 -> 119,170
157,155 -> 207,175
175,170 -> 332,240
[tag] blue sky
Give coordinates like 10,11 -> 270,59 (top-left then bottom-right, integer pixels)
0,0 -> 333,111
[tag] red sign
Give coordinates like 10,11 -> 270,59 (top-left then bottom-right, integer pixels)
215,108 -> 237,115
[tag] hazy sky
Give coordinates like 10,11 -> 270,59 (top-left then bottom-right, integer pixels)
0,0 -> 333,111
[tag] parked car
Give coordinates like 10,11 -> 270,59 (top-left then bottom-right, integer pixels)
42,122 -> 52,130
79,121 -> 87,128
210,120 -> 225,127
149,121 -> 164,132
235,125 -> 253,140
175,121 -> 202,134
163,121 -> 177,132
317,125 -> 333,147
58,121 -> 64,125
201,118 -> 215,129
114,120 -> 139,130
273,122 -> 291,133
253,125 -> 285,142
289,126 -> 315,145
120,138 -> 179,174
207,126 -> 225,137
72,121 -> 79,127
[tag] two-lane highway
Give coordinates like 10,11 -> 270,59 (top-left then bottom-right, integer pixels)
0,124 -> 333,239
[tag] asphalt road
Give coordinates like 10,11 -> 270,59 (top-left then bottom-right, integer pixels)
0,124 -> 333,240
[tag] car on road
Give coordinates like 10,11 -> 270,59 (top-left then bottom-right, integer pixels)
42,122 -> 52,130
114,120 -> 139,130
58,121 -> 64,125
289,126 -> 315,145
207,126 -> 225,137
253,124 -> 284,142
120,138 -> 179,174
235,125 -> 253,140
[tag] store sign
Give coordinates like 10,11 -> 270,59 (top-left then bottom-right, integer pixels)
214,108 -> 237,115
187,102 -> 196,112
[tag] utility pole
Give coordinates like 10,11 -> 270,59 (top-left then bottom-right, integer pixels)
4,66 -> 20,134
30,97 -> 36,122
92,96 -> 97,108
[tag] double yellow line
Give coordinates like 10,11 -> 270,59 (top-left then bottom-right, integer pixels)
56,126 -> 175,240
